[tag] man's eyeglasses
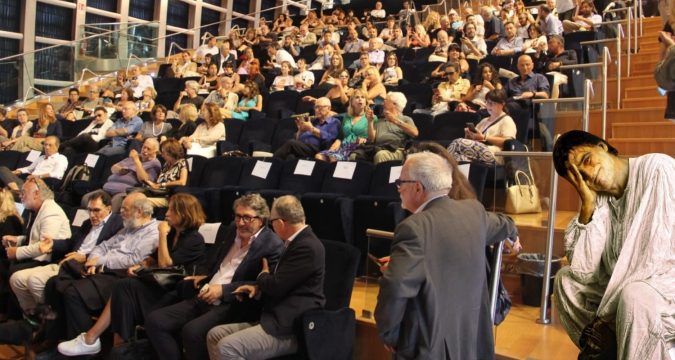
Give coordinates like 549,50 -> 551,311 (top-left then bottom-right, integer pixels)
394,179 -> 417,188
446,72 -> 456,76
234,215 -> 260,224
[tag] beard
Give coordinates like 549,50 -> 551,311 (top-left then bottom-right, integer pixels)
123,217 -> 141,229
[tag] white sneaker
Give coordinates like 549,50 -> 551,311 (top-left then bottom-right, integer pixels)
57,333 -> 101,356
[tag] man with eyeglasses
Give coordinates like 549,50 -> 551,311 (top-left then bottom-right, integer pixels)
144,193 -> 283,360
273,97 -> 341,160
96,101 -> 143,156
375,152 -> 517,360
4,191 -> 123,343
0,135 -> 68,193
59,107 -> 114,158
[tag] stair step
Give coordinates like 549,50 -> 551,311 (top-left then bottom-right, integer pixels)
607,138 -> 675,156
624,86 -> 664,99
612,121 -> 675,138
622,96 -> 666,108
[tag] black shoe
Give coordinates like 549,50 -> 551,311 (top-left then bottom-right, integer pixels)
0,319 -> 34,345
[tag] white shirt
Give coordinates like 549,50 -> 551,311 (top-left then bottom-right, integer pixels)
77,213 -> 111,255
284,224 -> 308,247
274,49 -> 298,69
126,74 -> 154,98
78,119 -> 114,143
209,228 -> 263,286
414,194 -> 448,214
371,9 -> 386,19
19,153 -> 68,180
194,44 -> 220,60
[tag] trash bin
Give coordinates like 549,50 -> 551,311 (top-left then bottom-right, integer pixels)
517,253 -> 562,307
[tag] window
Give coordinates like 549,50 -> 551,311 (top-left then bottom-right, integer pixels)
36,2 -> 74,40
201,7 -> 221,39
0,38 -> 20,104
34,43 -> 74,82
129,0 -> 154,21
165,32 -> 188,57
88,0 -> 116,12
167,0 -> 189,28
0,0 -> 21,32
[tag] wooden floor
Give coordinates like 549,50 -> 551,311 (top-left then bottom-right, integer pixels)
350,280 -> 580,360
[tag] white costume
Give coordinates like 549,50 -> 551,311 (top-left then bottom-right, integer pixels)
554,153 -> 675,360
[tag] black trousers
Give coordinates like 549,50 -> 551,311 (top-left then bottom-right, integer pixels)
59,134 -> 99,159
109,277 -> 178,341
273,140 -> 319,160
144,298 -> 232,360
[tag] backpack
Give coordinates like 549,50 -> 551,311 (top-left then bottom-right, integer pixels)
59,165 -> 92,192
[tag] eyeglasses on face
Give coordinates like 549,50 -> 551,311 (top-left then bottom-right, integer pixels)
234,215 -> 260,223
394,179 -> 417,188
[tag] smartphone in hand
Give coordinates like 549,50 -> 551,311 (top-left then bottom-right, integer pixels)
466,122 -> 477,132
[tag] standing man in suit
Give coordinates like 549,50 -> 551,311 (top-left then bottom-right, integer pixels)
207,195 -> 326,360
144,194 -> 284,360
375,152 -> 518,359
9,190 -> 123,316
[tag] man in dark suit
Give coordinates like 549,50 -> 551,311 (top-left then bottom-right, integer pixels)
144,194 -> 284,360
375,152 -> 518,360
206,195 -> 325,360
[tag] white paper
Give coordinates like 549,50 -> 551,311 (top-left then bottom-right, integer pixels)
333,161 -> 357,180
187,157 -> 194,172
251,160 -> 272,179
293,160 -> 315,176
199,223 -> 221,244
26,150 -> 41,163
458,163 -> 470,180
72,209 -> 89,227
84,154 -> 100,168
389,166 -> 403,184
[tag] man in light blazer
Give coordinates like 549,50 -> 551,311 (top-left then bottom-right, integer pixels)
375,152 -> 518,359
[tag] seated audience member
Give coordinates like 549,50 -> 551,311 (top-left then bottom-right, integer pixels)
161,104 -> 198,143
375,152 -> 518,360
10,104 -> 62,153
0,136 -> 67,192
57,193 -> 205,357
256,24 -> 277,51
97,102 -> 144,156
370,1 -> 386,19
379,16 -> 397,41
137,88 -> 157,116
181,103 -> 224,158
60,107 -> 114,157
206,195 -> 325,360
221,60 -> 242,88
0,178 -> 71,308
482,6 -> 505,41
535,34 -> 578,99
361,66 -> 388,104
316,90 -> 373,162
463,63 -> 503,110
230,81 -> 263,121
460,22 -> 488,60
173,81 -> 205,113
172,51 -> 198,78
308,69 -> 353,114
0,109 -> 32,147
538,4 -> 563,35
135,139 -> 189,208
267,42 -> 297,70
429,30 -> 451,62
368,38 -> 386,68
10,191 -> 122,325
407,24 -> 431,48
274,97 -> 341,160
447,89 -> 517,165
552,130 -> 675,360
281,35 -> 301,58
563,0 -> 602,32
505,54 -> 550,113
55,193 -> 158,340
271,61 -> 296,92
199,64 -> 220,93
244,59 -> 266,95
491,21 -> 523,56
386,27 -> 408,49
82,138 -> 161,212
293,58 -> 315,91
105,71 -> 127,95
522,24 -> 548,54
422,63 -> 471,116
350,92 -> 419,164
81,86 -> 102,113
319,54 -> 345,85
516,12 -> 532,38
0,188 -> 24,244
0,106 -> 9,139
296,24 -> 317,47
134,104 -> 172,144
114,89 -> 136,113
125,65 -> 155,99
145,194 -> 284,360
57,88 -> 84,121
382,52 -> 403,86
342,28 -> 364,53
204,77 -> 239,118
218,41 -> 237,74
465,12 -> 486,39
194,35 -> 220,64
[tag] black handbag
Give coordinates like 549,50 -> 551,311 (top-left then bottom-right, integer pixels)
126,185 -> 171,197
135,266 -> 186,291
108,326 -> 155,360
578,317 -> 617,360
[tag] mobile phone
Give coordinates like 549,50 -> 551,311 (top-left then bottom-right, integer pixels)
367,253 -> 383,267
466,122 -> 477,132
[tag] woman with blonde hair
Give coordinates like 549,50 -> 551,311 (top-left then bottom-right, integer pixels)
180,103 -> 225,158
161,104 -> 198,144
10,103 -> 62,152
361,66 -> 387,104
316,89 -> 374,162
407,24 -> 431,48
0,188 -> 23,242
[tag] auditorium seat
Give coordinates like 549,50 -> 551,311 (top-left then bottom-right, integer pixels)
265,90 -> 300,119
217,119 -> 245,155
220,157 -> 283,221
411,112 -> 434,140
397,83 -> 433,115
239,116 -> 278,154
257,158 -> 329,206
296,88 -> 328,115
429,111 -> 480,146
0,150 -> 23,170
270,117 -> 298,152
59,118 -> 91,139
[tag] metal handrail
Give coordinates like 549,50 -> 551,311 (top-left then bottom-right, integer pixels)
532,79 -> 593,133
22,87 -> 49,104
78,68 -> 114,85
365,229 -> 394,239
581,36 -> 620,109
0,22 -> 158,63
165,42 -> 190,62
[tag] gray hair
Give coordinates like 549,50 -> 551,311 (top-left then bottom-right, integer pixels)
405,152 -> 453,193
185,80 -> 200,92
233,193 -> 270,221
30,177 -> 54,200
130,194 -> 153,217
272,195 -> 305,224
386,92 -> 407,113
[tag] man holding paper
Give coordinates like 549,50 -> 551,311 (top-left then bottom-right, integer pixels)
0,136 -> 67,192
